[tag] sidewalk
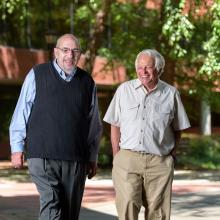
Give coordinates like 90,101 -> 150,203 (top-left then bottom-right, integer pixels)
0,162 -> 220,220
81,171 -> 220,220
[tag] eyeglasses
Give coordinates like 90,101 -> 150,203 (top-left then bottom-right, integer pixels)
56,47 -> 81,55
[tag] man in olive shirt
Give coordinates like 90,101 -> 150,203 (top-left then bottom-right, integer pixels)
104,49 -> 190,220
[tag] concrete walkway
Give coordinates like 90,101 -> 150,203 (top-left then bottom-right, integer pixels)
0,162 -> 220,220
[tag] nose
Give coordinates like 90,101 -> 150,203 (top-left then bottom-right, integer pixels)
66,51 -> 74,58
143,67 -> 149,73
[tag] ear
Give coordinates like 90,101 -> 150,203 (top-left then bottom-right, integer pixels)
53,48 -> 58,59
157,69 -> 162,77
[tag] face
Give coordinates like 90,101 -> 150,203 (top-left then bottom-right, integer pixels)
136,53 -> 158,90
54,36 -> 81,74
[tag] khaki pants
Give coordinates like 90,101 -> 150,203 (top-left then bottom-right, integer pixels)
112,149 -> 174,220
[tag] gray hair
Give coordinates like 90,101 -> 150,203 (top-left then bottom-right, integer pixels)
135,49 -> 165,76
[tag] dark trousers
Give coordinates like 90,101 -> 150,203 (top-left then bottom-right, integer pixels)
27,158 -> 87,220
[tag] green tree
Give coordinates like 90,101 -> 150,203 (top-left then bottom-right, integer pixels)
1,0 -> 220,131
0,0 -> 29,47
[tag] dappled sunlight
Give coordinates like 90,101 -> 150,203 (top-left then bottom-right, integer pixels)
83,186 -> 115,207
0,160 -> 220,220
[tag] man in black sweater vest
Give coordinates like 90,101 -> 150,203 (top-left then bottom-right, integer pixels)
9,34 -> 102,220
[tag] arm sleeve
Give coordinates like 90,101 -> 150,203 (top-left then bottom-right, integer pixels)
87,85 -> 103,162
103,85 -> 122,127
9,69 -> 36,153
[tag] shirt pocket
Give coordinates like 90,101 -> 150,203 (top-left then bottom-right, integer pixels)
153,106 -> 173,126
122,103 -> 140,121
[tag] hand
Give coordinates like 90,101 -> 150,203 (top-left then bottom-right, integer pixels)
170,148 -> 177,166
11,152 -> 24,169
87,161 -> 97,179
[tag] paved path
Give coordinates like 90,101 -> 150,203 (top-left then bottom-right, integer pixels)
0,163 -> 220,220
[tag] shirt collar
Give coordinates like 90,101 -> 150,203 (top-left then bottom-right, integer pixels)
153,80 -> 162,97
53,59 -> 77,81
134,78 -> 162,96
134,78 -> 142,89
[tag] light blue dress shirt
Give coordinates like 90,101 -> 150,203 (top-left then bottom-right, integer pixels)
9,60 -> 102,161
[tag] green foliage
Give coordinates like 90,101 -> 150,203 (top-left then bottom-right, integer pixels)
76,5 -> 92,20
0,0 -> 28,17
162,0 -> 194,58
178,135 -> 220,170
0,0 -> 29,45
98,136 -> 112,167
172,1 -> 220,112
0,98 -> 17,141
1,0 -> 220,113
97,0 -> 160,78
199,1 -> 220,76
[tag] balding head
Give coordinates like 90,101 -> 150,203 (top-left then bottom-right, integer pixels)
56,34 -> 81,50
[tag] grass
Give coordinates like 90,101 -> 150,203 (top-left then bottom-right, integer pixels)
0,161 -> 112,182
0,163 -> 31,182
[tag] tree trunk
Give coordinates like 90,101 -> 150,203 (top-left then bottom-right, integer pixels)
85,0 -> 114,73
160,56 -> 175,85
200,98 -> 211,135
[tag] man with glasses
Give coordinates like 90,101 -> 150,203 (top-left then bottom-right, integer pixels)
9,34 -> 102,220
104,49 -> 190,220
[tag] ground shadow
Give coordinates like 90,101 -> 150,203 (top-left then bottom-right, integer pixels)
0,195 -> 39,220
172,192 -> 220,218
80,208 -> 117,220
0,195 -> 117,220
174,170 -> 220,182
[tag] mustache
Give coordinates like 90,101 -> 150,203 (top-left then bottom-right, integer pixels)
64,58 -> 77,62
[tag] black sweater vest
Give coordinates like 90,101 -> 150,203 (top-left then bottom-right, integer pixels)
26,62 -> 94,162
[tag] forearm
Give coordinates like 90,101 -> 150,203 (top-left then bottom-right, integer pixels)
111,125 -> 120,156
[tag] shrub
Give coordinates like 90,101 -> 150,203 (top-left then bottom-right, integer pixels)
177,134 -> 220,170
98,136 -> 112,167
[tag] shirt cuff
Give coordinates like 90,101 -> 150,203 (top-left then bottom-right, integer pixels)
103,118 -> 120,127
11,143 -> 24,153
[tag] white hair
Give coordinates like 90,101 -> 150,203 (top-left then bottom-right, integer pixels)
135,49 -> 165,76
